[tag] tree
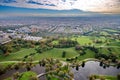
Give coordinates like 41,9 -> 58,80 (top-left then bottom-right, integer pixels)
13,72 -> 20,79
26,63 -> 31,71
75,45 -> 82,50
80,50 -> 86,56
58,71 -> 65,77
39,60 -> 42,66
35,47 -> 42,53
62,51 -> 66,58
0,64 -> 6,75
76,64 -> 79,71
1,44 -> 12,55
30,76 -> 38,80
14,64 -> 19,70
99,61 -> 103,66
89,75 -> 95,80
117,61 -> 120,69
117,73 -> 120,80
100,76 -> 105,80
81,61 -> 85,67
103,64 -> 106,69
28,56 -> 33,62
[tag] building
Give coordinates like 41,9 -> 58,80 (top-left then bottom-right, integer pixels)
23,36 -> 42,41
0,31 -> 11,44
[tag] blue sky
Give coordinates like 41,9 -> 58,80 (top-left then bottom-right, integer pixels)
0,0 -> 120,17
0,5 -> 100,17
0,5 -> 83,14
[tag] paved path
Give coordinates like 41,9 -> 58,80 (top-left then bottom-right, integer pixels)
37,73 -> 47,78
0,60 -> 39,63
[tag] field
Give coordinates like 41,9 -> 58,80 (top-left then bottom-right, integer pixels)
0,35 -> 120,62
0,48 -> 36,61
72,36 -> 93,45
0,47 -> 79,61
0,36 -> 120,61
77,49 -> 95,60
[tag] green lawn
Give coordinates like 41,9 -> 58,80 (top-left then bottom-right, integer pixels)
98,47 -> 120,59
19,71 -> 37,80
95,75 -> 117,80
71,36 -> 107,46
100,31 -> 110,36
0,48 -> 36,61
99,48 -> 110,55
0,47 -> 79,61
52,36 -> 93,45
33,47 -> 79,60
107,42 -> 120,46
78,49 -> 95,60
0,35 -> 120,62
71,36 -> 93,45
49,77 -> 59,80
103,29 -> 119,33
52,40 -> 59,45
54,35 -> 112,48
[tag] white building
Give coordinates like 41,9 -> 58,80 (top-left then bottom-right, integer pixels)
23,36 -> 42,41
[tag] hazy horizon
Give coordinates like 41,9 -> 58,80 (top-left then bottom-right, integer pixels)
0,0 -> 120,18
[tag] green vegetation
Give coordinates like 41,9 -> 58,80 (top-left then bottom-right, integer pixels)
72,36 -> 92,45
103,28 -> 119,33
34,47 -> 79,60
19,71 -> 37,80
89,75 -> 117,80
100,31 -> 110,36
52,40 -> 59,45
0,28 -> 120,80
0,39 -> 39,56
0,47 -> 79,61
77,49 -> 95,60
5,71 -> 38,80
0,48 -> 36,61
39,58 -> 74,80
0,35 -> 120,62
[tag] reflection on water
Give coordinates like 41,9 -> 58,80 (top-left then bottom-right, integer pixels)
0,61 -> 120,80
0,64 -> 46,80
72,61 -> 120,80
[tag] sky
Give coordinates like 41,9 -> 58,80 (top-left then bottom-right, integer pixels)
0,0 -> 120,17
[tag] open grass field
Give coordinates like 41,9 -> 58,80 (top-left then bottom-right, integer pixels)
77,49 -> 95,60
107,42 -> 120,46
0,34 -> 120,80
19,71 -> 37,80
0,47 -> 79,61
33,47 -> 79,60
103,28 -> 119,33
51,36 -> 93,45
52,35 -> 120,46
100,31 -> 110,36
0,48 -> 36,61
72,36 -> 93,45
0,36 -> 120,62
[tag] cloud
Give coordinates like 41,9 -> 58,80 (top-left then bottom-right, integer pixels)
0,0 -> 120,13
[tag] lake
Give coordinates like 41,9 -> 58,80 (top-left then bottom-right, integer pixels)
72,61 -> 120,80
0,61 -> 120,80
